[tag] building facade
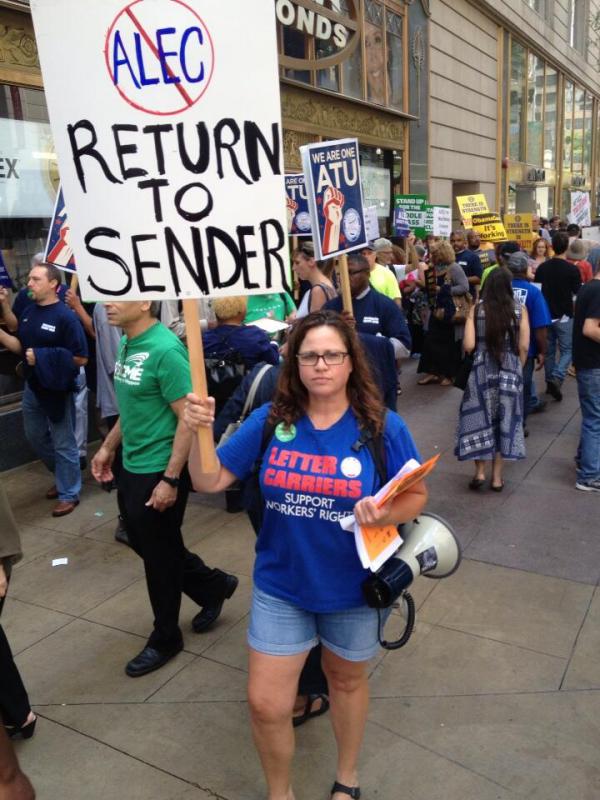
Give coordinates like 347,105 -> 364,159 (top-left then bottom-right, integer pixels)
428,0 -> 600,225
277,0 -> 430,232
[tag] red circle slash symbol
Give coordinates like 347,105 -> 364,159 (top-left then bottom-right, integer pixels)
104,0 -> 215,116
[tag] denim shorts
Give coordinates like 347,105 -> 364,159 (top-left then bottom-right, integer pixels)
248,585 -> 391,662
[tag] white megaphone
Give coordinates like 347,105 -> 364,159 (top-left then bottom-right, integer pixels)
362,513 -> 461,649
363,512 -> 461,607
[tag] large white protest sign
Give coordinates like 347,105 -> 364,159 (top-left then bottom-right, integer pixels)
30,0 -> 290,301
568,191 -> 591,228
582,226 -> 600,243
433,206 -> 451,237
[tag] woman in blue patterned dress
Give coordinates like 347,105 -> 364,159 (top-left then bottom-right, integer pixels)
456,267 -> 530,491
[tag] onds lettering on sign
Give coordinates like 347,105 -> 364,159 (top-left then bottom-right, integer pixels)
276,0 -> 349,48
30,0 -> 290,302
277,0 -> 361,71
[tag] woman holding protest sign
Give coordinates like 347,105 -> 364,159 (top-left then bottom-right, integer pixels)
184,311 -> 428,800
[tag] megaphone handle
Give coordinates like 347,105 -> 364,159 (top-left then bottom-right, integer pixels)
378,591 -> 416,651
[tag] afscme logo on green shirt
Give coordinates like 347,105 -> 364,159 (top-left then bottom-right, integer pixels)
115,352 -> 150,386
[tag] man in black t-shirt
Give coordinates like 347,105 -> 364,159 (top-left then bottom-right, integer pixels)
572,272 -> 600,491
535,231 -> 582,400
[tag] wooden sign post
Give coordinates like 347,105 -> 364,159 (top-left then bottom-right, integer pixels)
182,300 -> 218,474
337,254 -> 353,313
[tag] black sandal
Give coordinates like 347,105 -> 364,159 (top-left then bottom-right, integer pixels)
331,782 -> 361,799
292,694 -> 330,728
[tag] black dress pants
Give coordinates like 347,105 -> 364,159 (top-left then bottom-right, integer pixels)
0,577 -> 31,727
118,467 -> 229,652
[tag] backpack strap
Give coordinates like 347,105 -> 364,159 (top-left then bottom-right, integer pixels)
350,411 -> 388,488
240,364 -> 273,423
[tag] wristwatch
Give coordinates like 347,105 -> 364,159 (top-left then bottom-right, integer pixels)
161,474 -> 180,488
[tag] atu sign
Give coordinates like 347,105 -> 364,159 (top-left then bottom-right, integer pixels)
276,0 -> 361,71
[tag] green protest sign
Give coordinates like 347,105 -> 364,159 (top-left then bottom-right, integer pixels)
394,194 -> 428,239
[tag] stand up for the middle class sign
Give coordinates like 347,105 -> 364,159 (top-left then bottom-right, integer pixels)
29,0 -> 290,301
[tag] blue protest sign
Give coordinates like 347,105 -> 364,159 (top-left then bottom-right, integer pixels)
44,185 -> 77,274
301,138 -> 367,261
394,207 -> 410,237
0,251 -> 13,289
285,174 -> 312,237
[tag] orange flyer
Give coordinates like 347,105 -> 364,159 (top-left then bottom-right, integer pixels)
376,454 -> 440,508
340,454 -> 440,571
360,524 -> 400,563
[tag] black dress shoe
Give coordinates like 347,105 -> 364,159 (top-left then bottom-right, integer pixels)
530,400 -> 548,414
192,574 -> 239,633
125,644 -> 182,678
546,379 -> 563,401
114,517 -> 130,546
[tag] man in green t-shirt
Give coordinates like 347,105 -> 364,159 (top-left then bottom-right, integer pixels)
91,300 -> 238,678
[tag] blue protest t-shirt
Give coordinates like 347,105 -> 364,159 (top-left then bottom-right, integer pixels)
12,285 -> 68,321
512,278 -> 552,357
218,403 -> 421,612
17,300 -> 88,390
455,249 -> 483,280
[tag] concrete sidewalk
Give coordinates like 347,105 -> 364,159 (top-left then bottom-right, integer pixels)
3,361 -> 599,800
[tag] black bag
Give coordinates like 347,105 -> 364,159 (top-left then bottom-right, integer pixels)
453,353 -> 474,391
204,330 -> 247,414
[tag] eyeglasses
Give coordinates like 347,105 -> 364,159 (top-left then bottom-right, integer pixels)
297,351 -> 349,366
348,268 -> 370,276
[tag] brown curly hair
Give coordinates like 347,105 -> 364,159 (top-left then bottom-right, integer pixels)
269,311 -> 385,435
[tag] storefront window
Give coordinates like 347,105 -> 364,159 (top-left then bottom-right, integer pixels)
283,26 -> 311,85
572,86 -> 585,174
341,44 -> 363,99
0,85 -> 56,406
527,53 -> 544,166
359,145 -> 402,236
365,1 -> 385,105
509,41 -> 527,161
563,80 -> 574,171
544,67 -> 557,169
386,11 -> 404,111
583,91 -> 593,179
278,1 -> 407,111
0,86 -> 56,290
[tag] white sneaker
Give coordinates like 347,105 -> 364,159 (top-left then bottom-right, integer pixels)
575,480 -> 600,492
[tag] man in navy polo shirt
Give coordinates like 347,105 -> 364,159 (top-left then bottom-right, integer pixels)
323,253 -> 411,352
324,252 -> 410,399
450,230 -> 483,297
0,262 -> 87,516
507,252 -> 552,422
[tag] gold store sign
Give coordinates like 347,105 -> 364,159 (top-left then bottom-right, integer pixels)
276,0 -> 362,70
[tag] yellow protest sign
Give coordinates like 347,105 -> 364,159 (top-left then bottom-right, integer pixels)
504,214 -> 534,252
456,194 -> 489,228
471,212 -> 507,243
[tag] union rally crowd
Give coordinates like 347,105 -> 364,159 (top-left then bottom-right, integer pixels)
0,221 -> 599,800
